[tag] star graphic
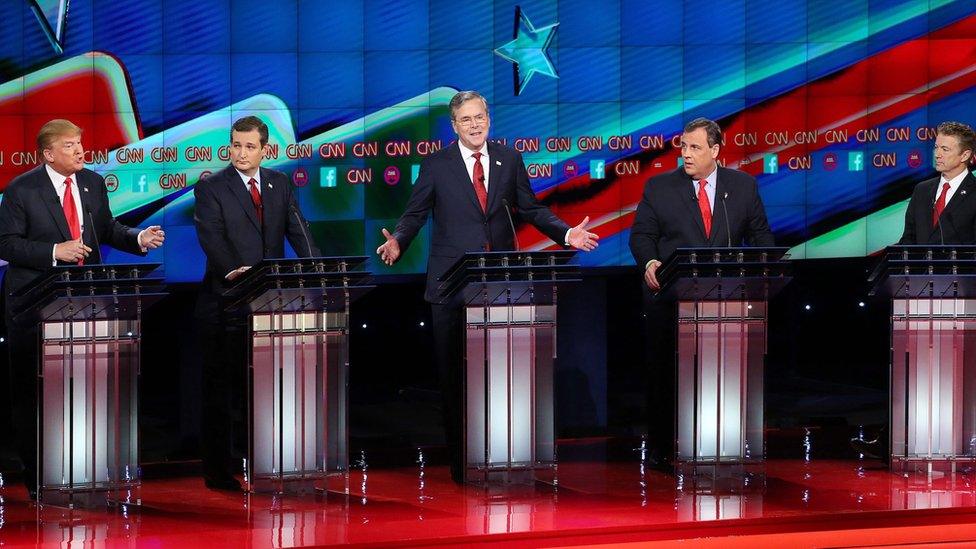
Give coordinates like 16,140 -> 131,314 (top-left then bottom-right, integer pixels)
28,0 -> 69,55
494,7 -> 559,96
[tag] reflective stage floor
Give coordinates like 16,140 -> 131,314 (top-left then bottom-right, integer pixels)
4,459 -> 976,547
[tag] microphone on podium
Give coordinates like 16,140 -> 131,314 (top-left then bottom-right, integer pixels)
501,198 -> 520,252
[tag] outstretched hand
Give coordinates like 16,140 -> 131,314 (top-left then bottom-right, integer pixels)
567,216 -> 599,251
140,225 -> 166,249
376,228 -> 401,265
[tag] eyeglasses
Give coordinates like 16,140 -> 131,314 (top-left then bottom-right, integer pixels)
455,114 -> 487,128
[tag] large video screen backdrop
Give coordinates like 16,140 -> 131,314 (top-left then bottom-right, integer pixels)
1,1 -> 975,281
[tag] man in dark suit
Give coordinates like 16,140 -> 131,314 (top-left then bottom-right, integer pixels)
629,117 -> 774,465
0,119 -> 165,499
193,115 -> 320,490
899,121 -> 976,245
376,90 -> 599,482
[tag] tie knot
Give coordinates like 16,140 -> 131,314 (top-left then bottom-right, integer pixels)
65,176 -> 73,187
472,152 -> 482,161
943,182 -> 951,191
697,179 -> 707,190
249,178 -> 258,188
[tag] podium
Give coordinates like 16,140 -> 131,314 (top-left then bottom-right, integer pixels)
657,247 -> 790,485
222,257 -> 371,495
12,263 -> 165,507
439,251 -> 580,484
869,245 -> 976,475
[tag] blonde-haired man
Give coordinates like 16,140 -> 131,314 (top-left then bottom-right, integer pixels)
0,119 -> 164,499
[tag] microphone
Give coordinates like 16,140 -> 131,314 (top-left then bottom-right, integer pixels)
86,208 -> 102,264
501,198 -> 520,252
290,202 -> 314,257
932,194 -> 945,245
721,192 -> 732,247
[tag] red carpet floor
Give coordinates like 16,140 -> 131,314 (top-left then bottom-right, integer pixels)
2,460 -> 976,547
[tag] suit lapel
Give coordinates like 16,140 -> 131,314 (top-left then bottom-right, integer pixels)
260,168 -> 277,230
937,172 -> 976,238
77,172 -> 97,227
485,142 -> 503,213
76,171 -> 104,262
932,177 -> 944,242
450,142 -> 485,213
38,167 -> 72,241
679,176 -> 707,240
709,174 -> 728,245
225,167 -> 262,234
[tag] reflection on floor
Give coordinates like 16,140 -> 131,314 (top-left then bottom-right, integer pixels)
3,460 -> 976,547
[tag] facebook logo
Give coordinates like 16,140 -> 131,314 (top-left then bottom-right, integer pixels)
411,164 -> 420,185
131,174 -> 148,192
848,151 -> 864,172
763,153 -> 778,174
320,166 -> 337,188
590,159 -> 605,180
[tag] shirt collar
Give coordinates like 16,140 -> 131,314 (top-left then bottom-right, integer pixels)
236,168 -> 260,186
45,163 -> 76,187
458,141 -> 488,160
941,169 -> 968,189
693,166 -> 717,188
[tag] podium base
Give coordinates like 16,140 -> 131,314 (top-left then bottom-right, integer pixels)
674,460 -> 765,494
891,456 -> 976,478
247,472 -> 349,496
464,462 -> 557,486
39,481 -> 141,509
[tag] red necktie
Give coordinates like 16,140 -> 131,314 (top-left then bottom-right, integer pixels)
697,179 -> 712,238
933,181 -> 950,227
248,178 -> 263,225
63,177 -> 84,265
471,152 -> 487,212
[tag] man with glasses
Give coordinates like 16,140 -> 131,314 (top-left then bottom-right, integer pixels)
376,90 -> 599,483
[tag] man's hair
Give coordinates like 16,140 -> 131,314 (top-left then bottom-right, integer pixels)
683,117 -> 723,148
937,121 -> 976,161
449,91 -> 489,119
36,119 -> 82,154
231,115 -> 269,146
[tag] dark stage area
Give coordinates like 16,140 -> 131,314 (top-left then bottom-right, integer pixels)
0,256 -> 892,476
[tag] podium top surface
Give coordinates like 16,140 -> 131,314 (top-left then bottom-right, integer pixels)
438,251 -> 581,304
656,247 -> 792,301
222,256 -> 373,313
12,263 -> 162,297
11,263 -> 165,322
869,245 -> 976,297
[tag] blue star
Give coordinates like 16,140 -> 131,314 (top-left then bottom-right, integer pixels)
494,8 -> 559,96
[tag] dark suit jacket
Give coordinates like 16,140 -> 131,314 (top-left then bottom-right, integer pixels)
899,172 -> 976,245
0,165 -> 144,318
193,165 -> 321,316
393,141 -> 570,302
629,166 -> 775,270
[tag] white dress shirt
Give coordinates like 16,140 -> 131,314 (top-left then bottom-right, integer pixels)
937,169 -> 968,205
691,167 -> 717,211
457,141 -> 490,191
47,164 -> 149,265
236,168 -> 262,194
456,142 -> 572,246
225,169 -> 263,279
47,164 -> 85,232
645,167 -> 719,271
47,164 -> 85,264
